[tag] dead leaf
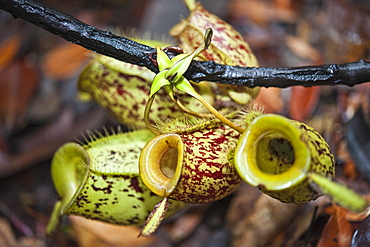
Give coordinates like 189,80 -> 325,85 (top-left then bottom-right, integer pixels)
169,205 -> 209,243
0,34 -> 22,71
336,141 -> 358,181
229,0 -> 297,25
69,215 -> 155,247
0,218 -> 17,247
17,237 -> 45,247
42,42 -> 89,80
254,87 -> 284,114
317,205 -> 354,247
283,197 -> 330,246
323,196 -> 370,222
343,207 -> 370,222
230,193 -> 300,247
289,86 -> 320,121
285,35 -> 321,62
0,59 -> 39,130
226,183 -> 262,227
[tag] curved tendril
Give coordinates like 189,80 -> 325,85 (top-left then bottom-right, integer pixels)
174,97 -> 214,118
163,85 -> 211,118
144,95 -> 160,135
173,77 -> 244,131
191,91 -> 245,133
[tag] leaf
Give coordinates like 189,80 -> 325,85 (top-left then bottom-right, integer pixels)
0,34 -> 22,71
155,46 -> 172,71
0,218 -> 17,247
169,205 -> 208,243
285,35 -> 321,62
69,215 -> 155,247
174,77 -> 199,98
226,184 -> 262,227
254,87 -> 284,113
42,42 -> 88,80
0,60 -> 39,130
289,86 -> 320,121
230,193 -> 300,247
229,0 -> 297,25
317,205 -> 354,247
149,70 -> 170,97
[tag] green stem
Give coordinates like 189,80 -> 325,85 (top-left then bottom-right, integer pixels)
192,93 -> 245,133
144,96 -> 160,135
173,97 -> 214,118
183,0 -> 196,10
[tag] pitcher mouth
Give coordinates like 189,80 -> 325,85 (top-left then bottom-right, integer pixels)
235,114 -> 311,191
139,133 -> 184,197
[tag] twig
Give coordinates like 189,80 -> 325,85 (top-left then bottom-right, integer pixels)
0,0 -> 369,88
185,60 -> 370,87
0,0 -> 157,70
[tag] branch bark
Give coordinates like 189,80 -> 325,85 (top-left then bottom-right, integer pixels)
1,0 -> 369,88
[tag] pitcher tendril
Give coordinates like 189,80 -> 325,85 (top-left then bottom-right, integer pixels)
144,28 -> 245,134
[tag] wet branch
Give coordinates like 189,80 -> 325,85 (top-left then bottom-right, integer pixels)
185,60 -> 370,87
1,0 -> 369,88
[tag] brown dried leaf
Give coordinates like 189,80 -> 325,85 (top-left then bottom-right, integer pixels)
42,42 -> 88,80
17,237 -> 45,247
226,183 -> 261,227
230,193 -> 300,247
0,218 -> 17,247
254,88 -> 284,114
343,206 -> 370,222
169,205 -> 208,243
324,195 -> 370,222
285,35 -> 321,62
283,197 -> 329,246
339,85 -> 370,120
0,34 -> 22,70
317,205 -> 354,247
336,142 -> 358,181
0,60 -> 39,130
69,215 -> 155,247
289,86 -> 320,121
229,0 -> 297,25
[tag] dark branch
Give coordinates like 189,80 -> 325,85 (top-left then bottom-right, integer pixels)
0,0 -> 158,71
185,60 -> 370,87
1,0 -> 369,88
